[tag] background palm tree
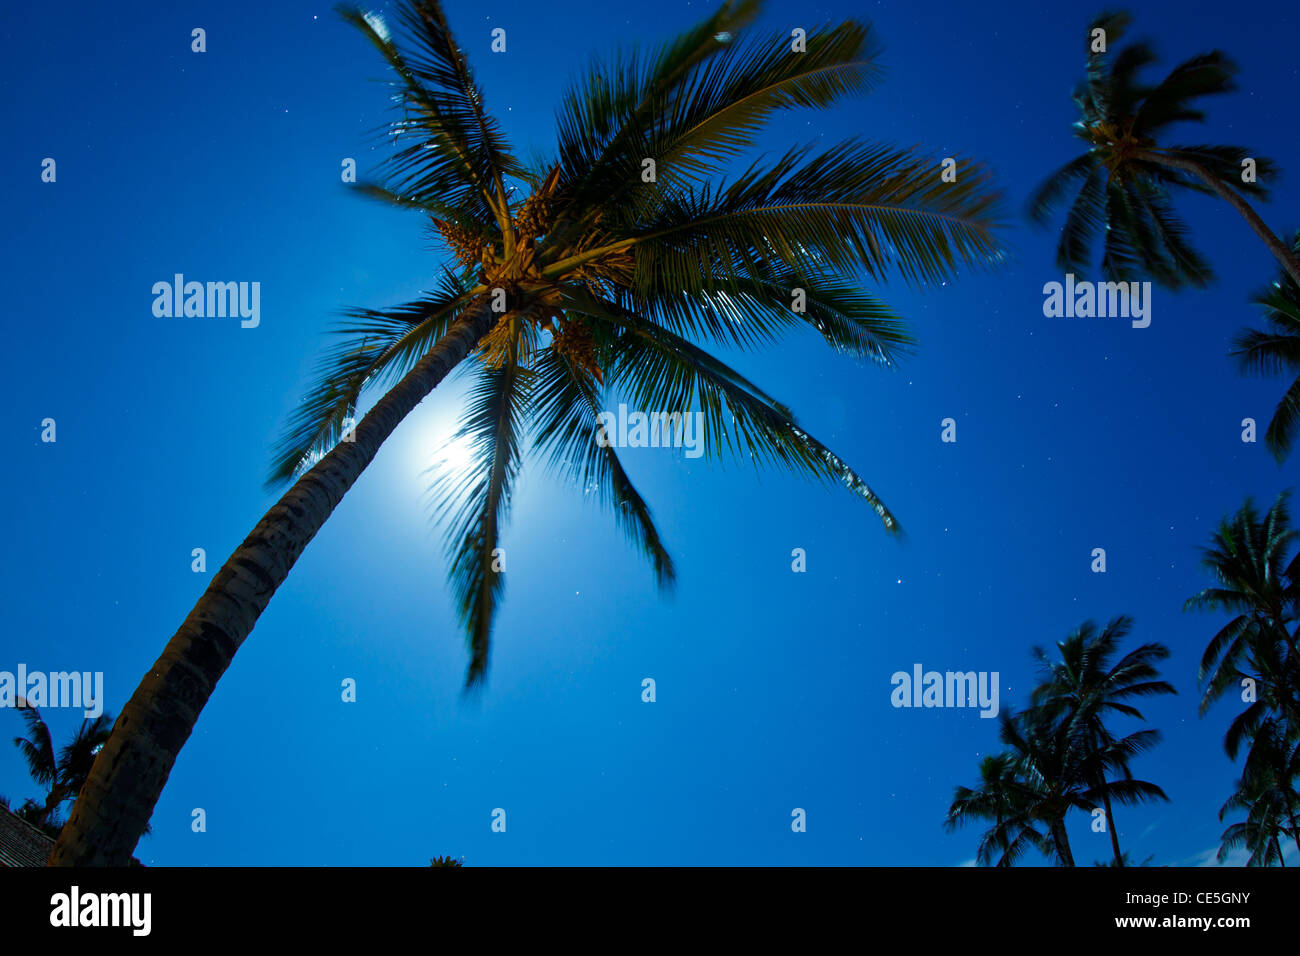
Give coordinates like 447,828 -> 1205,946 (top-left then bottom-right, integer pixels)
1189,492 -> 1300,865
944,752 -> 1051,867
10,701 -> 114,832
1233,232 -> 1300,461
994,708 -> 1094,866
1218,734 -> 1296,867
1030,616 -> 1174,866
949,619 -> 1169,866
53,0 -> 1003,865
1217,716 -> 1300,864
949,709 -> 1093,866
1185,492 -> 1300,715
1027,10 -> 1300,289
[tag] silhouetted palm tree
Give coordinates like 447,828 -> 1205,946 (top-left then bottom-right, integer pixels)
1185,492 -> 1300,717
1189,493 -> 1300,865
54,0 -> 1004,865
1028,11 -> 1300,288
1233,232 -> 1300,461
1218,717 -> 1300,866
11,701 -> 113,829
1031,616 -> 1173,866
951,709 -> 1094,866
999,708 -> 1096,867
945,752 -> 1051,866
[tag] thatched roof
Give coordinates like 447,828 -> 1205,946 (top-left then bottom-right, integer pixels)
0,804 -> 54,867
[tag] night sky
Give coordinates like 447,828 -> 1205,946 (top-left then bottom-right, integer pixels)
3,0 -> 1297,865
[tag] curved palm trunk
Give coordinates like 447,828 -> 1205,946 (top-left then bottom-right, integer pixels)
37,784 -> 68,826
1141,151 -> 1300,288
49,305 -> 494,866
1050,817 -> 1076,867
1101,788 -> 1124,867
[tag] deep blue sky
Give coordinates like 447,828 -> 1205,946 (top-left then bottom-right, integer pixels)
2,0 -> 1298,865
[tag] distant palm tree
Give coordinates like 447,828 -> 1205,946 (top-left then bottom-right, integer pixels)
1233,232 -> 1300,461
997,709 -> 1095,867
949,709 -> 1093,866
944,752 -> 1051,866
429,855 -> 464,867
1184,492 -> 1300,716
1028,11 -> 1300,289
1030,616 -> 1173,866
1218,717 -> 1300,866
54,0 -> 1004,865
1189,493 -> 1300,865
11,701 -> 113,829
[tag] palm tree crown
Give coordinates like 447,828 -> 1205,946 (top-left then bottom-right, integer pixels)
51,0 -> 1004,867
1184,492 -> 1300,719
949,618 -> 1170,866
1030,616 -> 1174,865
1233,232 -> 1300,461
279,0 -> 1004,684
1027,10 -> 1296,288
11,702 -> 114,829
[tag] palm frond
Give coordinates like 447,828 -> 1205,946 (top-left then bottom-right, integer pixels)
435,354 -> 530,686
338,0 -> 521,229
569,291 -> 901,532
530,346 -> 676,588
268,270 -> 476,485
12,702 -> 56,787
616,139 -> 1002,288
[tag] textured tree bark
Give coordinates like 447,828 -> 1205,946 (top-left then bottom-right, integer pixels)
1141,150 -> 1300,288
49,304 -> 494,866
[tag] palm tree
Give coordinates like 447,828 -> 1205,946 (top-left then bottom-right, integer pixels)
52,0 -> 1003,865
1233,232 -> 1300,461
1028,11 -> 1300,289
944,752 -> 1051,867
11,701 -> 114,830
949,709 -> 1094,866
1189,494 -> 1300,865
1030,617 -> 1174,866
1184,492 -> 1300,718
1218,719 -> 1300,866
